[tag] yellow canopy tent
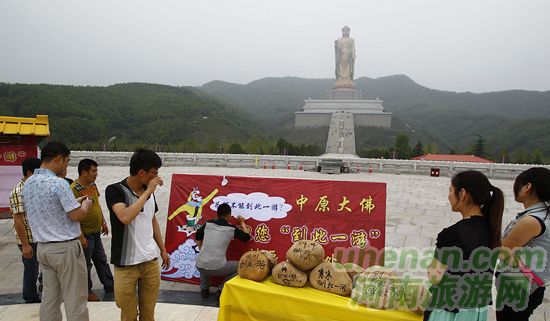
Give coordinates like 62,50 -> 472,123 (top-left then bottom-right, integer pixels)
0,115 -> 49,217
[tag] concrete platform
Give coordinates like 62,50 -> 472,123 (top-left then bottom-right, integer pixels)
0,166 -> 548,320
0,302 -> 218,321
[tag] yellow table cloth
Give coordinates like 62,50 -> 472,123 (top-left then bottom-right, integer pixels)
218,276 -> 422,321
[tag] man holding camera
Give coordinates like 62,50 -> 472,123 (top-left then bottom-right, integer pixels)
71,159 -> 114,301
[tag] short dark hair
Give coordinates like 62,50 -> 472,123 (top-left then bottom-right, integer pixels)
21,157 -> 42,176
514,167 -> 550,202
129,149 -> 162,176
41,142 -> 70,162
217,203 -> 231,217
78,159 -> 98,176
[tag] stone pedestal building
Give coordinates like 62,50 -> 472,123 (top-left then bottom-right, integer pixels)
295,26 -> 392,156
295,88 -> 392,155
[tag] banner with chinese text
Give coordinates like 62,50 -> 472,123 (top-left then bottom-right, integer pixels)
0,136 -> 39,212
0,136 -> 38,165
161,174 -> 386,284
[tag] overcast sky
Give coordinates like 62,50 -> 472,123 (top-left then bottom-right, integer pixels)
1,0 -> 549,93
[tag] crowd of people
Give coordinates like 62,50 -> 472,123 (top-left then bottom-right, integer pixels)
6,141 -> 550,321
8,142 -> 171,321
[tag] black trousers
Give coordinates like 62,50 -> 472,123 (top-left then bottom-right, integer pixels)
496,286 -> 545,321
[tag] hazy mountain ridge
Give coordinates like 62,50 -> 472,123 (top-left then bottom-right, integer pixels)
1,76 -> 549,158
199,75 -> 550,157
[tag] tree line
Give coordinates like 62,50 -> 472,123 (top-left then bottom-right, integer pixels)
357,134 -> 548,164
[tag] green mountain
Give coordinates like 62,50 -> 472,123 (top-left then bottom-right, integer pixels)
199,75 -> 550,159
201,75 -> 550,120
0,83 -> 262,151
1,76 -> 549,161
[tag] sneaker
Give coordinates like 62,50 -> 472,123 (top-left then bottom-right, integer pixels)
87,292 -> 100,302
200,289 -> 210,299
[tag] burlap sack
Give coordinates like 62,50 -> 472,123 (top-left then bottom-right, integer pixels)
272,260 -> 308,287
309,261 -> 352,296
238,251 -> 270,282
351,265 -> 400,309
286,240 -> 325,271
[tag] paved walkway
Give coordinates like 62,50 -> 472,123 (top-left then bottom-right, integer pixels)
0,302 -> 218,321
0,166 -> 547,320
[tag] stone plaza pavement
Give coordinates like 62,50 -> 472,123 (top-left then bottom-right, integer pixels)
0,166 -> 548,320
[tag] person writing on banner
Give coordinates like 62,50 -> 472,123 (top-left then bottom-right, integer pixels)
195,203 -> 251,299
9,157 -> 42,303
425,170 -> 504,321
23,142 -> 94,321
70,159 -> 114,301
497,167 -> 550,321
105,149 -> 169,321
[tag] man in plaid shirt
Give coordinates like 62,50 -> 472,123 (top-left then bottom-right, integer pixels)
9,157 -> 42,303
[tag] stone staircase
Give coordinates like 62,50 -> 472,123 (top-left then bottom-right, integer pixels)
325,111 -> 356,155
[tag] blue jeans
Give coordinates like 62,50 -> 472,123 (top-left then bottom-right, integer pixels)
18,243 -> 40,303
83,232 -> 114,292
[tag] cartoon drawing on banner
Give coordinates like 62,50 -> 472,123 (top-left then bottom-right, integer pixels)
161,239 -> 200,278
161,174 -> 387,284
169,186 -> 219,236
164,192 -> 292,279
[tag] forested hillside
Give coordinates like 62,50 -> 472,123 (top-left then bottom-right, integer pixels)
1,75 -> 549,163
200,75 -> 550,162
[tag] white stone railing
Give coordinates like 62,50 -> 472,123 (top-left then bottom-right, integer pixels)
70,151 -> 548,180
